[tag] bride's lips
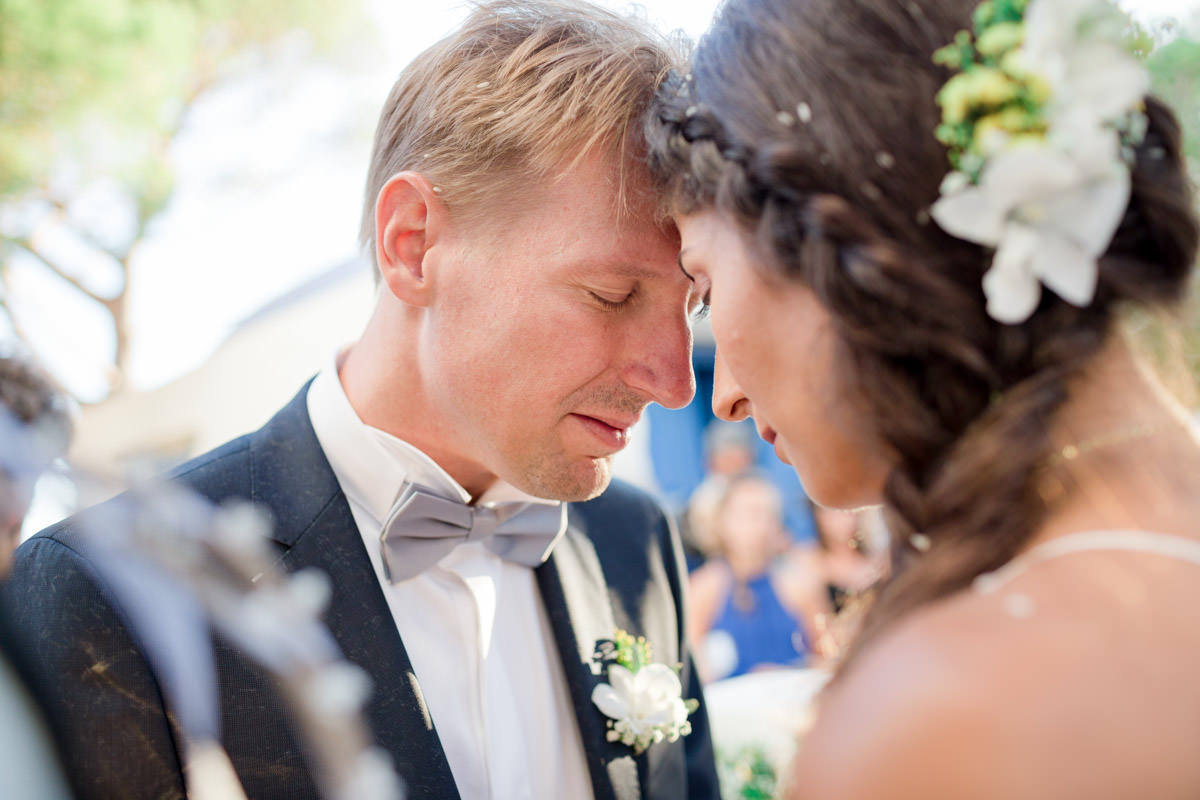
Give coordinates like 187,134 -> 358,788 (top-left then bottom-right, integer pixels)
757,424 -> 793,465
571,412 -> 637,453
757,425 -> 777,446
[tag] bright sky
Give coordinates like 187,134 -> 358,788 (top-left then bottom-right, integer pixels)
10,0 -> 1198,402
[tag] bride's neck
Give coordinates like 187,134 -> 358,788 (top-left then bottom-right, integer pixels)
1035,332 -> 1200,542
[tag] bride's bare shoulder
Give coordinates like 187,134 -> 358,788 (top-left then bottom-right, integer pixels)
785,565 -> 1200,799
787,568 -> 1180,800
785,590 -> 1041,799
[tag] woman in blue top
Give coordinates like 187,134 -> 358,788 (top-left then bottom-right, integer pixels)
686,471 -> 827,681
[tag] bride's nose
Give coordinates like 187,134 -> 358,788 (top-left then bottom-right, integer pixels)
711,350 -> 751,422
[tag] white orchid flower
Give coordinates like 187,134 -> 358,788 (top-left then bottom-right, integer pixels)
931,144 -> 1129,323
591,663 -> 691,754
1021,0 -> 1148,126
1053,40 -> 1148,124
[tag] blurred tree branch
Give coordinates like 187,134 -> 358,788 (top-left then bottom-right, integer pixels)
0,0 -> 357,399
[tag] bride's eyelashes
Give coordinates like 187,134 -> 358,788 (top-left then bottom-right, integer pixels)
677,252 -> 698,283
677,253 -> 711,319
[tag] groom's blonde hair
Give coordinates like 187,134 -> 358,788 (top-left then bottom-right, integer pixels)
359,0 -> 682,269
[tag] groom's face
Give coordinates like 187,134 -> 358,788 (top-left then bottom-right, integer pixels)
421,150 -> 698,501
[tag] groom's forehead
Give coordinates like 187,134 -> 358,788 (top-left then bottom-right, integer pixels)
452,148 -> 666,241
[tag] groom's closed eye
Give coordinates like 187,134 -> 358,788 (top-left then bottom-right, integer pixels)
590,288 -> 637,310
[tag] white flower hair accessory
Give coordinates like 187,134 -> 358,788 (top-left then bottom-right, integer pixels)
929,0 -> 1149,324
590,629 -> 698,755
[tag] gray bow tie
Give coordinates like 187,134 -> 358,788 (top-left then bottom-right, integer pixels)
379,481 -> 567,582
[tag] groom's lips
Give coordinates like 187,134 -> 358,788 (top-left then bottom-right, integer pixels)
572,412 -> 638,454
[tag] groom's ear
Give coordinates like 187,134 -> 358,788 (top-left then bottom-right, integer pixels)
375,172 -> 447,307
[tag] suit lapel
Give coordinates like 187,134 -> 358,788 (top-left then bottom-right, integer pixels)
251,387 -> 461,799
537,517 -> 641,800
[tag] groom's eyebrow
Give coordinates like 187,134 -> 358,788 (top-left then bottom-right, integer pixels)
569,262 -> 663,281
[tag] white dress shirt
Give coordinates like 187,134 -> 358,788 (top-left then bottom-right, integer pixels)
306,359 -> 593,800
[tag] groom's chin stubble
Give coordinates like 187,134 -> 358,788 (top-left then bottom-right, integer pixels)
523,454 -> 613,503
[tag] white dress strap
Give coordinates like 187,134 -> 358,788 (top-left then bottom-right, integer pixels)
974,529 -> 1200,595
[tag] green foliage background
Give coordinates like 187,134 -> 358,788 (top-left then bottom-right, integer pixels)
1148,34 -> 1200,179
0,0 -> 354,209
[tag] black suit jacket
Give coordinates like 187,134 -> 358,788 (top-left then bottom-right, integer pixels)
4,385 -> 719,800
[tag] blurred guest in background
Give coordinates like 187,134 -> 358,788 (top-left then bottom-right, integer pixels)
0,351 -> 72,573
809,504 -> 884,614
687,471 -> 826,682
785,504 -> 886,658
681,419 -> 759,570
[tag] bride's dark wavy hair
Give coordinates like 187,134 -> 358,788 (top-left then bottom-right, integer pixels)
648,0 -> 1199,671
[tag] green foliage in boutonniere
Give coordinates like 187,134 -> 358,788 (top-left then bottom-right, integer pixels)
591,628 -> 699,755
609,629 -> 651,671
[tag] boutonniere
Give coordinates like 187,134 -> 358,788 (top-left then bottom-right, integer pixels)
590,629 -> 699,755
